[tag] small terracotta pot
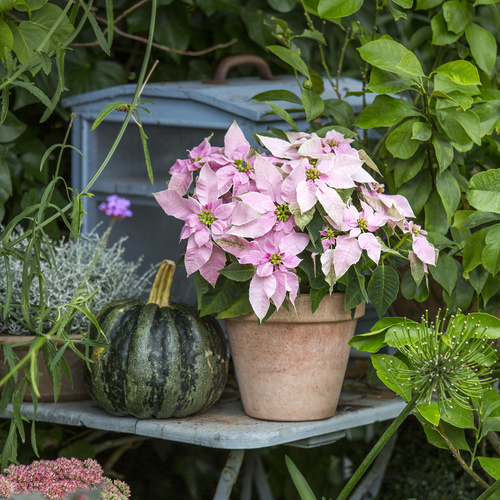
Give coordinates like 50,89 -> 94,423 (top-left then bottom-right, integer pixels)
225,294 -> 365,422
0,335 -> 90,402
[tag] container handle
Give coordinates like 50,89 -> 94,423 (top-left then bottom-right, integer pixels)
204,55 -> 278,84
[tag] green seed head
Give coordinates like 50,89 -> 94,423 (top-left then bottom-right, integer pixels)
198,209 -> 216,228
234,158 -> 253,172
275,203 -> 291,222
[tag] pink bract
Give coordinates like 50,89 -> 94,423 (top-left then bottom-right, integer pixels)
154,121 -> 438,319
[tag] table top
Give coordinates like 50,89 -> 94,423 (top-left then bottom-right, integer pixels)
4,385 -> 406,450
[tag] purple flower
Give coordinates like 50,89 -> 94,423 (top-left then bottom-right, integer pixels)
98,195 -> 133,220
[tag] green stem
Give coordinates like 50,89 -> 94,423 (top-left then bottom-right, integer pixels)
336,394 -> 419,500
147,260 -> 176,308
476,479 -> 500,500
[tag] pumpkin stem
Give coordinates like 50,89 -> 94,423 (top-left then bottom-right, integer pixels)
147,260 -> 176,307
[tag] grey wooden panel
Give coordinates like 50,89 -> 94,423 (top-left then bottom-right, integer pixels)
2,388 -> 406,450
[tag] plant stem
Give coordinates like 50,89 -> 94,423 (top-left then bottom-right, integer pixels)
336,394 -> 419,500
476,479 -> 500,500
147,260 -> 176,308
437,424 -> 490,489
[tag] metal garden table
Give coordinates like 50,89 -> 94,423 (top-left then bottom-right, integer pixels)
3,386 -> 406,499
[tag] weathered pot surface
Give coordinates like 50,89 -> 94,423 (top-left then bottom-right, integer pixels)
225,294 -> 365,422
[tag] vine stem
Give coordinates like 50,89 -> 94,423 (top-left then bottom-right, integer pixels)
436,424 -> 489,489
336,394 -> 419,500
476,479 -> 500,500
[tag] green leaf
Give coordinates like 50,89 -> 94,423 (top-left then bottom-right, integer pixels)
371,353 -> 412,401
285,456 -> 318,500
266,101 -> 299,131
442,0 -> 472,34
0,19 -> 13,50
219,263 -> 255,282
301,88 -> 324,122
482,225 -> 500,276
478,457 -> 500,480
443,261 -> 475,312
439,108 -> 481,146
395,51 -> 425,78
468,169 -> 500,213
431,11 -> 462,46
417,402 -> 440,426
462,227 -> 488,273
318,0 -> 364,18
436,169 -> 461,223
439,401 -> 475,429
431,133 -> 454,173
91,101 -> 130,130
11,3 -> 74,65
366,67 -> 413,94
358,39 -> 419,82
267,0 -> 298,12
398,169 -> 433,216
366,266 -> 399,317
392,147 -> 426,188
0,111 -> 26,143
153,6 -> 191,63
11,80 -> 52,108
139,123 -> 153,184
354,95 -> 420,128
416,0 -> 443,7
323,99 -> 354,128
299,28 -> 326,45
268,45 -> 310,78
434,60 -> 481,86
412,121 -> 432,141
465,22 -> 497,75
392,0 -> 413,6
430,252 -> 457,295
252,89 -> 302,105
424,191 -> 449,234
348,330 -> 386,353
199,277 -> 240,316
216,294 -> 253,319
0,0 -> 16,12
401,268 -> 429,301
386,119 -> 420,159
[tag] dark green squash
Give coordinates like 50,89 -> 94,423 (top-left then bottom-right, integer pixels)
84,260 -> 229,418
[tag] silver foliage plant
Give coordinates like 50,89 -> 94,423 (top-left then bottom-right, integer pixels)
0,225 -> 157,336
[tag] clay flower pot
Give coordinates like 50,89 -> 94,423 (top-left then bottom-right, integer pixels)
225,294 -> 365,422
0,334 -> 89,402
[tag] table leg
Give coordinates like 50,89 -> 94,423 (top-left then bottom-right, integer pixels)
213,449 -> 245,500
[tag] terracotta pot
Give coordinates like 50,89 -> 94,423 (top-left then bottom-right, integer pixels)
0,335 -> 90,402
225,294 -> 365,422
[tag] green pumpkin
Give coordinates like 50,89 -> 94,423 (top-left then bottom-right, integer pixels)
85,260 -> 229,418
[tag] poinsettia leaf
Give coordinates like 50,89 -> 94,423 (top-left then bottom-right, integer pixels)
366,265 -> 399,317
219,263 -> 255,282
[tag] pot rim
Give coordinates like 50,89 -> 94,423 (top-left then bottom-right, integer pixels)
0,334 -> 83,345
225,293 -> 365,324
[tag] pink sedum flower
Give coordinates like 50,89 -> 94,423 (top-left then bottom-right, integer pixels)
0,457 -> 130,500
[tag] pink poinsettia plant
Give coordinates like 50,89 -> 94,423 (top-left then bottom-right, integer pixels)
154,122 -> 438,321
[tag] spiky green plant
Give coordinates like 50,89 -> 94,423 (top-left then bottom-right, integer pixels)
384,311 -> 498,411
